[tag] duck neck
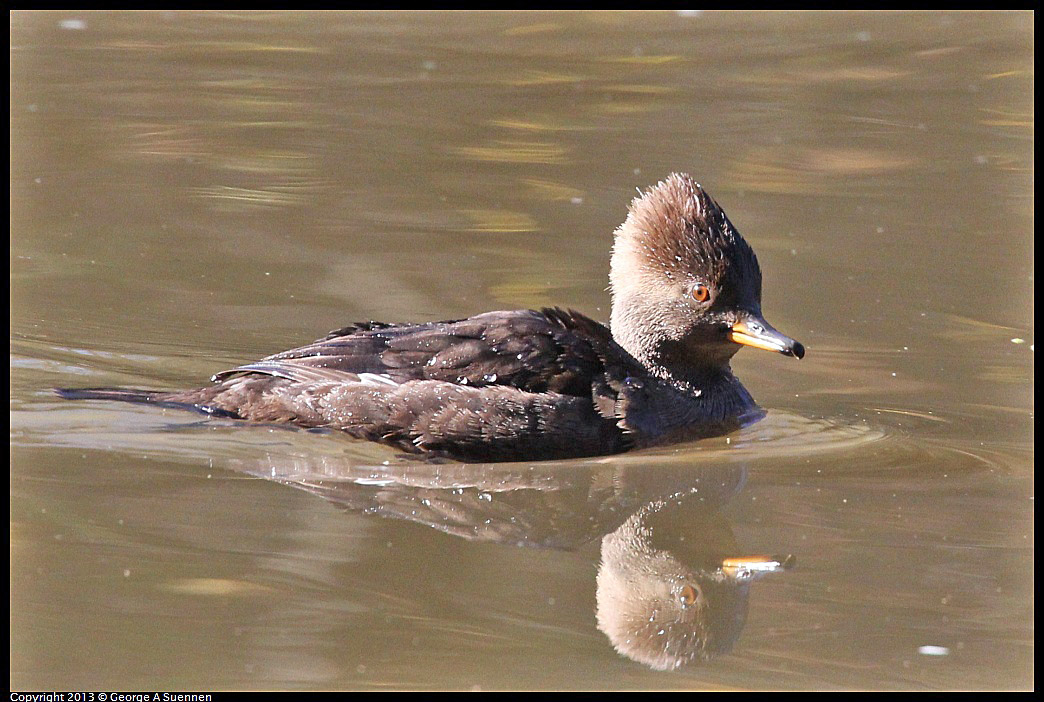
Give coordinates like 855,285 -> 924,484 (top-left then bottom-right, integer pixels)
611,317 -> 735,390
645,350 -> 737,393
611,334 -> 759,443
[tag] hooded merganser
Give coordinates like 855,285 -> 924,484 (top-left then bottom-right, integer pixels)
58,174 -> 803,461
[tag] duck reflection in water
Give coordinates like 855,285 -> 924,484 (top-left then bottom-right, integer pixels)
228,454 -> 793,670
596,490 -> 793,670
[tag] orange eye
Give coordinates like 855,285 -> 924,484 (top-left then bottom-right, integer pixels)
690,283 -> 710,302
679,584 -> 698,606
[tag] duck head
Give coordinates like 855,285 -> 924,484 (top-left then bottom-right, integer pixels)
609,173 -> 803,379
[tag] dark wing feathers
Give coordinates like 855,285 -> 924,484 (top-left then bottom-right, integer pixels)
215,308 -> 634,399
212,361 -> 374,385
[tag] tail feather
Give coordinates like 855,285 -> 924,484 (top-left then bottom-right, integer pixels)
55,387 -> 241,419
55,387 -> 166,403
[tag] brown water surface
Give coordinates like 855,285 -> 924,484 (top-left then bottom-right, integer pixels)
11,10 -> 1033,690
